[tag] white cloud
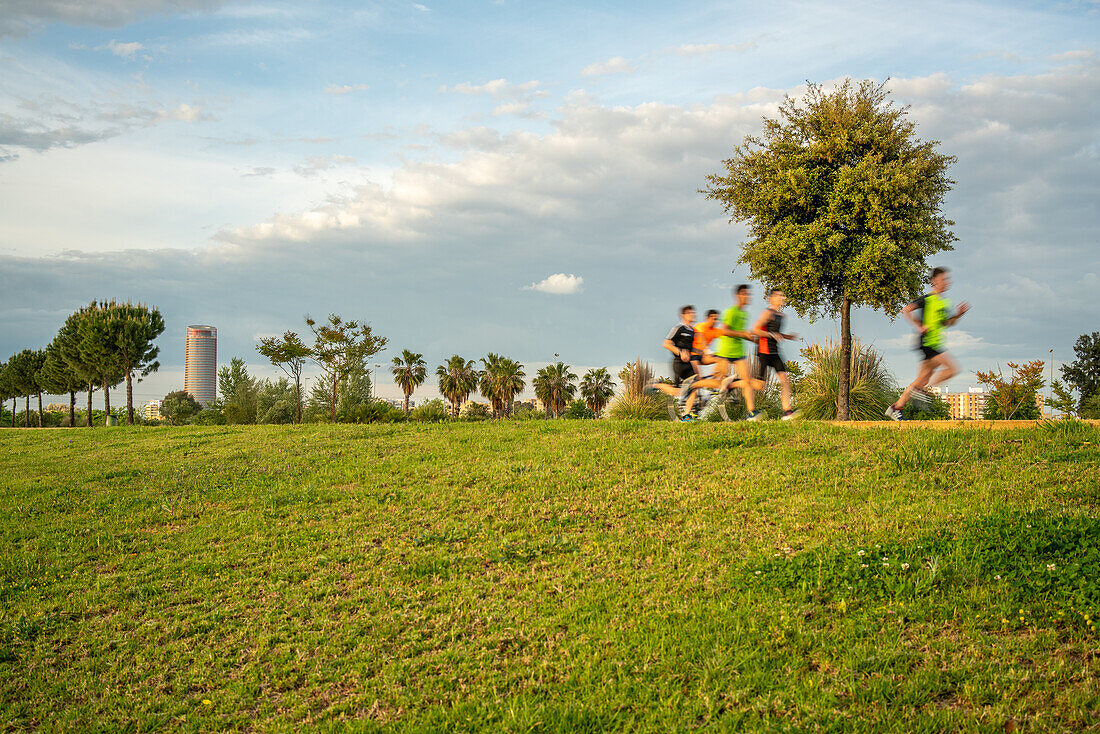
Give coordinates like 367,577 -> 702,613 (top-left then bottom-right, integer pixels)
324,83 -> 369,95
525,273 -> 583,295
1050,49 -> 1093,61
441,79 -> 544,99
670,41 -> 756,57
107,40 -> 144,60
581,56 -> 637,76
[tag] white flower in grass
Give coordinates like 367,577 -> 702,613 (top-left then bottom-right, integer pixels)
901,563 -> 910,570
883,562 -> 890,567
857,550 -> 865,556
994,575 -> 1002,580
861,564 -> 868,568
1046,564 -> 1056,572
755,571 -> 761,576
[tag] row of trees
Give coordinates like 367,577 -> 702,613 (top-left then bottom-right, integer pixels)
0,301 -> 164,427
250,315 -> 615,424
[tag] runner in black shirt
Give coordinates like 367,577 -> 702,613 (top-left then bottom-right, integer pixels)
646,305 -> 700,412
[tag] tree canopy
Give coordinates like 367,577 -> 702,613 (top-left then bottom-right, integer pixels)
1061,332 -> 1100,414
391,349 -> 428,416
257,331 -> 311,423
306,314 -> 387,422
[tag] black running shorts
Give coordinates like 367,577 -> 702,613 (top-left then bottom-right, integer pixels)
671,358 -> 695,387
753,352 -> 786,381
920,346 -> 944,362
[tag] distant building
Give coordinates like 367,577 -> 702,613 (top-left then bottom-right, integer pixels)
930,386 -> 989,420
384,398 -> 415,410
931,386 -> 1044,420
184,325 -> 217,406
45,402 -> 68,412
144,400 -> 162,420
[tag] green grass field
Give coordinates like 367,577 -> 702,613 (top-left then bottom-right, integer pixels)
2,421 -> 1098,732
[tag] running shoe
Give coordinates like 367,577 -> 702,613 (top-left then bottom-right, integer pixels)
780,409 -> 801,421
680,411 -> 698,422
885,406 -> 904,421
746,410 -> 766,421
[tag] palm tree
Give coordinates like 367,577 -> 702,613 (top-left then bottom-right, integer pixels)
479,353 -> 526,417
533,362 -> 577,418
579,367 -> 615,418
437,355 -> 480,418
391,349 -> 428,415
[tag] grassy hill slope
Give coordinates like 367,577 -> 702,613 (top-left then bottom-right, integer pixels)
2,421 -> 1098,732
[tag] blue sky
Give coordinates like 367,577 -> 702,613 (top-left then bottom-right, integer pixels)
1,0 -> 1097,406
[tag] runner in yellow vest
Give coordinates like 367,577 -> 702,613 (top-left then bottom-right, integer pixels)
886,267 -> 970,420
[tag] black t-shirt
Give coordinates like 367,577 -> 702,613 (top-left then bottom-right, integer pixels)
666,323 -> 695,354
757,309 -> 784,355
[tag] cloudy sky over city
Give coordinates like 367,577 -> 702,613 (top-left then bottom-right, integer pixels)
1,0 -> 1097,405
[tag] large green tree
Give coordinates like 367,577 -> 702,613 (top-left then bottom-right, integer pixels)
533,362 -> 577,418
704,79 -> 956,420
479,353 -> 525,418
1061,332 -> 1100,414
103,301 -> 165,425
391,349 -> 427,416
579,367 -> 615,418
218,357 -> 259,424
40,338 -> 84,427
8,349 -> 46,427
257,331 -> 311,423
54,304 -> 102,427
437,355 -> 479,418
161,390 -> 201,425
305,314 -> 387,422
77,302 -> 125,419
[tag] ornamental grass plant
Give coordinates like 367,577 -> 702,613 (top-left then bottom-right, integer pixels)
607,358 -> 667,420
798,336 -> 897,420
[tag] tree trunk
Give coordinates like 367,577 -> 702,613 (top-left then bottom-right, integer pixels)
87,384 -> 94,427
103,380 -> 111,423
37,392 -> 43,427
10,397 -> 14,427
69,391 -> 76,428
125,369 -> 134,425
24,394 -> 29,427
403,392 -> 410,416
295,377 -> 302,424
331,374 -> 338,422
838,295 -> 852,422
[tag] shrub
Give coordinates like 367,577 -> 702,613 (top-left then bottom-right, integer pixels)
902,393 -> 951,420
346,401 -> 406,424
797,337 -> 897,420
192,408 -> 227,426
458,401 -> 490,421
563,400 -> 595,419
409,399 -> 449,423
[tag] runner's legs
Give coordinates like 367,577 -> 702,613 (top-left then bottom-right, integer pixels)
896,358 -> 938,409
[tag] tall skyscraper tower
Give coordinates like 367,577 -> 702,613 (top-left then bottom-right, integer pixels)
184,325 -> 217,406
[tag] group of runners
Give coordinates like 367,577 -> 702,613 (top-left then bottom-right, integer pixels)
647,284 -> 800,421
649,267 -> 968,422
